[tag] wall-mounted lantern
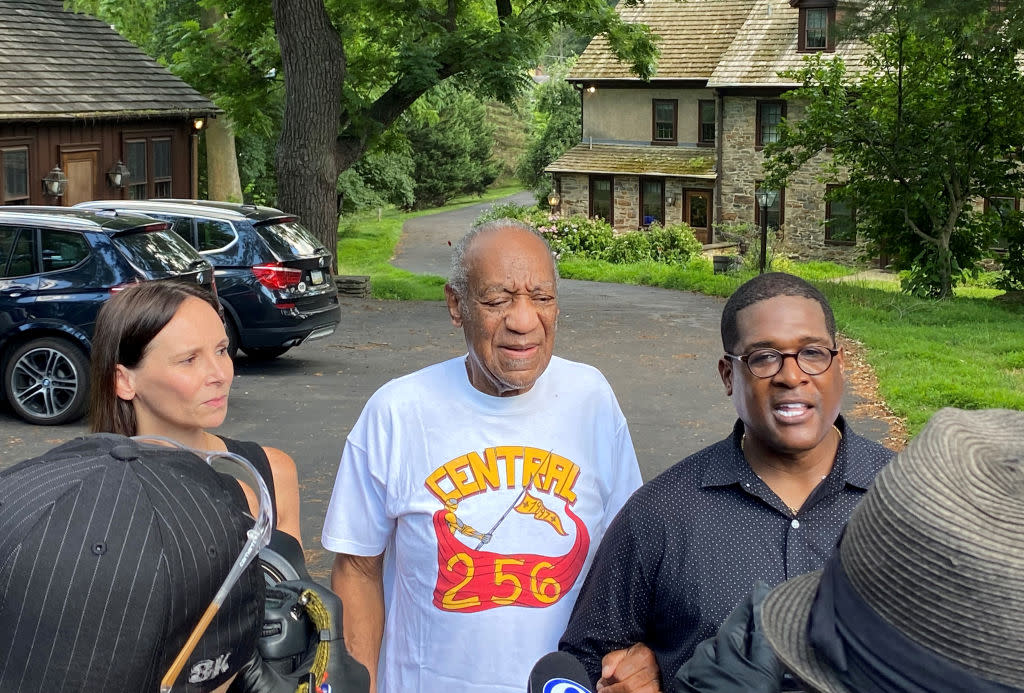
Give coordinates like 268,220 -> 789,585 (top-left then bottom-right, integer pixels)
666,194 -> 676,207
547,191 -> 561,214
107,160 -> 130,189
42,166 -> 68,197
192,117 -> 206,131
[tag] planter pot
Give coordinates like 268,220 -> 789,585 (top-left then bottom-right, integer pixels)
713,255 -> 738,274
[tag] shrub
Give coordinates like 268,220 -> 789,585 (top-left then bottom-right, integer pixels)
647,223 -> 703,264
899,248 -> 975,298
472,210 -> 703,266
713,221 -> 755,253
603,231 -> 653,263
476,202 -> 539,226
537,217 -> 616,257
598,224 -> 702,265
337,148 -> 416,213
997,224 -> 1024,291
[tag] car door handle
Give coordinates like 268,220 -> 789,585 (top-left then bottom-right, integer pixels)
1,291 -> 23,298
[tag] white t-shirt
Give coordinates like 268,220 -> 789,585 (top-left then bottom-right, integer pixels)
322,355 -> 641,693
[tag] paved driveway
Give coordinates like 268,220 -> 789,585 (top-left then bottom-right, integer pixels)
0,193 -> 887,578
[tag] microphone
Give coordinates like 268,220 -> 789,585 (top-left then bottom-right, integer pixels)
527,651 -> 594,693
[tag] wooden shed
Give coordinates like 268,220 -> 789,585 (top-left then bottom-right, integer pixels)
0,0 -> 218,207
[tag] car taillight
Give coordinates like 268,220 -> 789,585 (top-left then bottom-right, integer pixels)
252,263 -> 302,290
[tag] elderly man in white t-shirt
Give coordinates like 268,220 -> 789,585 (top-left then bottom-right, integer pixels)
322,219 -> 642,693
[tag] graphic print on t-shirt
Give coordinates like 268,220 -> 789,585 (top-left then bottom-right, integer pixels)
423,446 -> 590,613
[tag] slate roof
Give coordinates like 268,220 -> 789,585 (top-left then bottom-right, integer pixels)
710,0 -> 868,86
571,0 -> 753,81
545,143 -> 716,178
570,0 -> 868,86
0,0 -> 217,120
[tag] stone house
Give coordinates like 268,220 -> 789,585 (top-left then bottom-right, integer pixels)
0,0 -> 217,207
546,0 -> 868,261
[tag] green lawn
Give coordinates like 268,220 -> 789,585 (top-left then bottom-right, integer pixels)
557,257 -> 1024,436
823,284 -> 1024,434
336,199 -> 1024,436
827,274 -> 1006,300
554,256 -> 855,298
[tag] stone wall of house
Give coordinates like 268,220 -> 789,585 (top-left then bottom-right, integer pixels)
552,174 -> 642,230
665,178 -> 685,226
719,96 -> 868,264
614,176 -> 639,229
557,174 -> 589,219
556,173 -> 694,231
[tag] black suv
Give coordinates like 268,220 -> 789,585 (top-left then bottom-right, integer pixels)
0,207 -> 215,425
75,200 -> 340,360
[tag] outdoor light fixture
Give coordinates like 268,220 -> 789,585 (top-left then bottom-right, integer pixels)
547,191 -> 561,214
107,160 -> 130,189
587,84 -> 596,94
755,189 -> 779,210
755,189 -> 779,274
192,117 -> 206,131
666,194 -> 676,207
42,166 -> 68,197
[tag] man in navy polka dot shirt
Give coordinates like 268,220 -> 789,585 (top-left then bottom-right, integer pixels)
559,273 -> 893,693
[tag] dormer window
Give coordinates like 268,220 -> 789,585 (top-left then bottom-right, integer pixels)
805,8 -> 827,48
796,2 -> 836,52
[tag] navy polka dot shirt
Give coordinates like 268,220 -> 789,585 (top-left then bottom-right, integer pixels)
559,416 -> 893,691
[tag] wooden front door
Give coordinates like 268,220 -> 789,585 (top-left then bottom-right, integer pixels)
61,150 -> 97,207
685,190 -> 712,243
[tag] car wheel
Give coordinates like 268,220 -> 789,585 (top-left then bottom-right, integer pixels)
241,346 -> 290,360
4,337 -> 89,425
223,314 -> 240,360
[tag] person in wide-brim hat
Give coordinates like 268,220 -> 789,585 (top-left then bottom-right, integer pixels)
760,407 -> 1024,693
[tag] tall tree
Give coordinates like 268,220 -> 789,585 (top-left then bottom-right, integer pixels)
268,0 -> 658,262
403,83 -> 501,208
199,6 -> 242,202
168,0 -> 282,200
517,60 -> 582,200
764,0 -> 1024,297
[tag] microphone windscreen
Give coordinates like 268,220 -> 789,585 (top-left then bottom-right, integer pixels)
527,651 -> 594,693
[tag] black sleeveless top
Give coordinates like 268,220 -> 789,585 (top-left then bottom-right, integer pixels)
217,436 -> 279,528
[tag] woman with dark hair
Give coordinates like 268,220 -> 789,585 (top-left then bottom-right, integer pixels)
89,281 -> 302,544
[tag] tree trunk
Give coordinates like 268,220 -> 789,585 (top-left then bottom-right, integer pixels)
206,116 -> 243,202
271,0 -> 345,266
935,188 -> 966,298
201,6 -> 243,203
937,231 -> 954,298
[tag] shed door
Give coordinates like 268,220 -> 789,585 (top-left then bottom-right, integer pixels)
61,151 -> 97,207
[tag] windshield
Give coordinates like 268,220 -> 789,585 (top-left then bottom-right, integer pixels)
255,220 -> 323,258
113,229 -> 205,276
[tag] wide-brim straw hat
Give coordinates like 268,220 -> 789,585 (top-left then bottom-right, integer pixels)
761,407 -> 1024,693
